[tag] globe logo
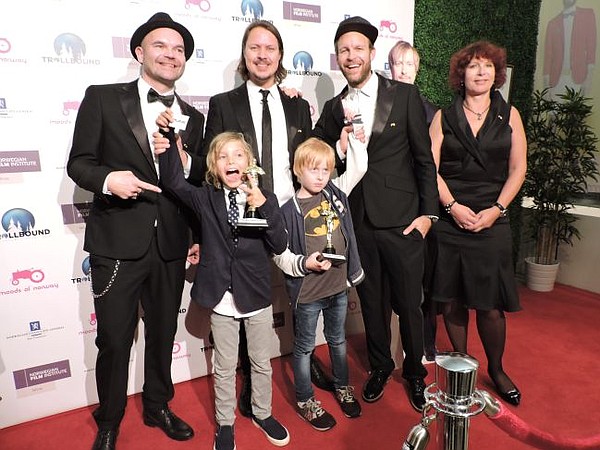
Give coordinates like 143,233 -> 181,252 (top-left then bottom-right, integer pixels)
293,51 -> 313,71
2,208 -> 35,233
54,33 -> 86,59
82,256 -> 91,276
241,0 -> 263,19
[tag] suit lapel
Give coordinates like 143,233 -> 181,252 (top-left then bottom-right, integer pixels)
209,186 -> 235,253
120,81 -> 155,171
368,75 -> 393,151
230,84 -> 260,161
444,96 -> 486,168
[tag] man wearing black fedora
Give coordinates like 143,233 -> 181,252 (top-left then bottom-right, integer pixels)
313,16 -> 439,412
67,12 -> 204,450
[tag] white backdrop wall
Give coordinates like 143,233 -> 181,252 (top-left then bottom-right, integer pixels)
0,0 -> 414,429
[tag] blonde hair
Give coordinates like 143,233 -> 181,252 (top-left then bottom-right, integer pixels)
293,138 -> 335,178
388,40 -> 420,72
205,132 -> 253,188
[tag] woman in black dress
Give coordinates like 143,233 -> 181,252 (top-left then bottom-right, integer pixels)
428,41 -> 527,405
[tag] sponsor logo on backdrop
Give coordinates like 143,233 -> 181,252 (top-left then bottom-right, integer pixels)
11,267 -> 45,285
288,51 -> 322,77
179,95 -> 210,116
63,101 -> 81,116
0,37 -> 27,64
5,320 -> 66,341
330,53 -> 339,71
0,151 -> 41,174
61,202 -> 91,225
79,311 -> 97,336
185,0 -> 211,11
0,37 -> 11,53
282,2 -> 320,23
72,256 -> 91,285
379,19 -> 397,34
0,97 -> 33,118
112,36 -> 131,58
233,0 -> 266,22
0,208 -> 51,240
173,340 -> 191,360
42,33 -> 100,65
13,359 -> 72,389
1,265 -> 58,296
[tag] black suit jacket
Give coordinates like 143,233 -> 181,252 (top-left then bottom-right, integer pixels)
159,134 -> 287,313
67,80 -> 205,261
202,83 -> 312,187
313,74 -> 438,228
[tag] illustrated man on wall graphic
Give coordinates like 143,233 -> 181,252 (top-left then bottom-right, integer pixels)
544,0 -> 597,99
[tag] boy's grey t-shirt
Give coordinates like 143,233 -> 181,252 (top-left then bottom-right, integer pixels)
297,192 -> 347,304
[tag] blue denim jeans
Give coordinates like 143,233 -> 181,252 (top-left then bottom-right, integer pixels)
293,291 -> 349,402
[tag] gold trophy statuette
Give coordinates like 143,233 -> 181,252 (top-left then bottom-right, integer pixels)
320,201 -> 346,263
237,158 -> 268,227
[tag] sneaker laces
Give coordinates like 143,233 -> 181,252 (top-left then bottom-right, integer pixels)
299,398 -> 326,420
336,386 -> 356,403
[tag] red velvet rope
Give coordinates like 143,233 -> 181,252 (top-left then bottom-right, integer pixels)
487,402 -> 600,449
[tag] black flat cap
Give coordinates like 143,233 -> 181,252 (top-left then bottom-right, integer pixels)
130,12 -> 194,61
334,16 -> 378,44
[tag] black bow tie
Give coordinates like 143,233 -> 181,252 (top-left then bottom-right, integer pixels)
147,88 -> 175,107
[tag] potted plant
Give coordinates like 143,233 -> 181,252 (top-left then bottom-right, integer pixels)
523,87 -> 599,291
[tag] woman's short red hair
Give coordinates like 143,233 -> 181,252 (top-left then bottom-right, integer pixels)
448,41 -> 507,92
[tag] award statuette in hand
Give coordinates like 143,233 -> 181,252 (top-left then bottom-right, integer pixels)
319,201 -> 346,263
237,158 -> 268,227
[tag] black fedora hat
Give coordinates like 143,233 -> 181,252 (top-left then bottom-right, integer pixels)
334,16 -> 378,45
130,12 -> 194,61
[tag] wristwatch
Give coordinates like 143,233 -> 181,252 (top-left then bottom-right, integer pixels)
426,215 -> 439,223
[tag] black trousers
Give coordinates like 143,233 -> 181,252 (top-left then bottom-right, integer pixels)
354,221 -> 427,380
90,233 -> 186,430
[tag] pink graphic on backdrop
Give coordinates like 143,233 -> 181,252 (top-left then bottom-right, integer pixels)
11,268 -> 45,285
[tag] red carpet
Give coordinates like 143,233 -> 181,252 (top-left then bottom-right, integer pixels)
2,284 -> 600,450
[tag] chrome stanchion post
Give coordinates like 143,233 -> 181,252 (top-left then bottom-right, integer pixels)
424,352 -> 487,450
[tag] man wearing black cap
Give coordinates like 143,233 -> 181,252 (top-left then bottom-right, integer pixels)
67,12 -> 204,450
313,16 -> 439,412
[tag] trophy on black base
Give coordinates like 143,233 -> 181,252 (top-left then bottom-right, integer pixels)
320,201 -> 346,264
237,158 -> 268,227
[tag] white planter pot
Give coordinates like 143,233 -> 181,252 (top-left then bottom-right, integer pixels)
525,257 -> 560,292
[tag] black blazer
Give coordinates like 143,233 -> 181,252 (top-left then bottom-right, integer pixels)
67,80 -> 205,261
159,132 -> 287,313
202,83 -> 312,186
313,74 -> 439,228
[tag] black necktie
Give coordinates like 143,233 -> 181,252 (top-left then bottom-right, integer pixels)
227,189 -> 239,245
147,88 -> 175,107
259,89 -> 273,192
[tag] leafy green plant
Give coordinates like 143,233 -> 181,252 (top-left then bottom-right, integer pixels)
523,87 -> 599,264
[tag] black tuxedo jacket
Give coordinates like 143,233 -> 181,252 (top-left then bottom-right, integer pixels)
67,80 -> 205,261
313,74 -> 439,228
159,135 -> 287,313
202,82 -> 312,186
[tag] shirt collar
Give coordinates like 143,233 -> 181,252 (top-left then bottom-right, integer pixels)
247,80 -> 276,100
138,78 -> 175,101
348,71 -> 377,99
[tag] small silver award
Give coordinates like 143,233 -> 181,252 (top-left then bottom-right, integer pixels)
237,158 -> 268,227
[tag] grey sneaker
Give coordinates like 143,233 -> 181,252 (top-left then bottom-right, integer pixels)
214,424 -> 235,450
252,415 -> 290,446
297,397 -> 337,431
335,386 -> 362,418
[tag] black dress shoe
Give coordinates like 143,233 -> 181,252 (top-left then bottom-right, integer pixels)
489,371 -> 521,406
238,374 -> 253,418
310,354 -> 335,392
91,429 -> 118,450
407,378 -> 426,412
143,407 -> 194,441
498,388 -> 521,406
362,369 -> 392,403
